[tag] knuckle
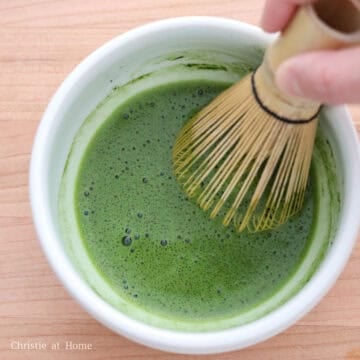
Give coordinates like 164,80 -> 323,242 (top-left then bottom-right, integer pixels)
318,66 -> 334,92
316,66 -> 336,101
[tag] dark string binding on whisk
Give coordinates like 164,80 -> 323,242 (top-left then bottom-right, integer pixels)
251,71 -> 321,124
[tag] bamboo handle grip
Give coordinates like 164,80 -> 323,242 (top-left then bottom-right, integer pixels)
267,0 -> 360,71
254,0 -> 360,121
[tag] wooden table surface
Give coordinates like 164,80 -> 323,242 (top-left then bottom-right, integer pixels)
0,1 -> 359,359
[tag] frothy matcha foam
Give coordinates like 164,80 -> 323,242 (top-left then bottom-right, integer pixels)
59,66 -> 339,331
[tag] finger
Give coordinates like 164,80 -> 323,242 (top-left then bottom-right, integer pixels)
261,0 -> 314,32
275,47 -> 360,105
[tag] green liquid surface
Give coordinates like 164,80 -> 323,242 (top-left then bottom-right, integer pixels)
74,80 -> 315,324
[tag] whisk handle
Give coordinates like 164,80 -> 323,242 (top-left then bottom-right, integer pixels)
254,0 -> 360,119
266,0 -> 360,71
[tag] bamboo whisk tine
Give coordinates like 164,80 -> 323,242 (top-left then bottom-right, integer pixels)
174,73 -> 318,232
173,0 -> 360,232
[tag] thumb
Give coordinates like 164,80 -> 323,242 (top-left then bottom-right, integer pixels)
275,47 -> 360,105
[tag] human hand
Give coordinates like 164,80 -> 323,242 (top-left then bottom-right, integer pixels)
261,0 -> 360,104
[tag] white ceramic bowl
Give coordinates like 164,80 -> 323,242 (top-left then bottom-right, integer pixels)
30,17 -> 360,354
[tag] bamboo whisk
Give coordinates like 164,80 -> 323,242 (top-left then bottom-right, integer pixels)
173,0 -> 360,232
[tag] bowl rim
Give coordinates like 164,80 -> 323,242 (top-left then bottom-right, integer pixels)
29,16 -> 360,354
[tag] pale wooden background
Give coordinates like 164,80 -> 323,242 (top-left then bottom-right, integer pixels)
0,1 -> 359,359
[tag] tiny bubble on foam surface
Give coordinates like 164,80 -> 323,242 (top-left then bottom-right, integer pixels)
122,236 -> 132,246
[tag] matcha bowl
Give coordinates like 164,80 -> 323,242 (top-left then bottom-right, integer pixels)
30,17 -> 360,354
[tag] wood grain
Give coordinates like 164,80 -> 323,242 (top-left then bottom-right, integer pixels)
0,1 -> 359,359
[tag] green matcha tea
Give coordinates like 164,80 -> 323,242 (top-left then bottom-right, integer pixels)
59,57 -> 340,331
72,80 -> 316,325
